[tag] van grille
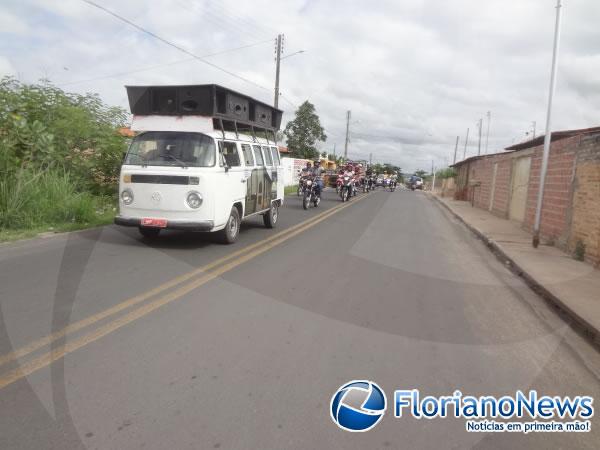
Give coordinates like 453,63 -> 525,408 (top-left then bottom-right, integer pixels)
130,175 -> 196,185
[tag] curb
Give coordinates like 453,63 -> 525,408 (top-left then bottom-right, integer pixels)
428,193 -> 600,348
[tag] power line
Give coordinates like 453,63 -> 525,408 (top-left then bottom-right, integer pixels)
175,0 -> 272,45
58,39 -> 272,87
81,0 -> 270,91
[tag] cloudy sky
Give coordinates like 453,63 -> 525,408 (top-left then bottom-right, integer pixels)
1,0 -> 599,172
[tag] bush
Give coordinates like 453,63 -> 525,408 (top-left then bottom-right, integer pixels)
574,240 -> 586,261
0,168 -> 110,229
0,77 -> 128,195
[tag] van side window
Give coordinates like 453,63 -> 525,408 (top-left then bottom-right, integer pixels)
252,145 -> 264,166
241,144 -> 254,166
270,146 -> 280,166
218,141 -> 241,167
262,145 -> 273,166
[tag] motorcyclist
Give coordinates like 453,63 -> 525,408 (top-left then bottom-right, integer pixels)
409,174 -> 418,189
311,160 -> 325,197
344,164 -> 356,195
297,161 -> 312,194
300,161 -> 312,176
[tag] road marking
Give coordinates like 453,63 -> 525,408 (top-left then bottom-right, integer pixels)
0,198 -> 357,369
0,195 -> 368,388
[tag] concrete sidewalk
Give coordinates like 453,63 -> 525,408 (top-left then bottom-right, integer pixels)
431,194 -> 600,346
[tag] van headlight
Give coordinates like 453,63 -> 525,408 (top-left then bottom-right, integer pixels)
186,191 -> 203,209
121,189 -> 134,205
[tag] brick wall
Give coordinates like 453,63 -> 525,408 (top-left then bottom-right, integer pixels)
456,154 -> 513,218
452,132 -> 600,264
523,135 -> 578,244
569,135 -> 600,265
491,159 -> 512,218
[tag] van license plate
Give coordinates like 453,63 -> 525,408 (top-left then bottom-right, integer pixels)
141,218 -> 167,228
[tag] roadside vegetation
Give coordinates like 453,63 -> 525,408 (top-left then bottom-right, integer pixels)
0,77 -> 128,241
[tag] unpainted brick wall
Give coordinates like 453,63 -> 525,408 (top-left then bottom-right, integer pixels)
569,135 -> 600,265
523,136 -> 578,245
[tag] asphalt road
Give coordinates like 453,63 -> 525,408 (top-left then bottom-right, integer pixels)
0,188 -> 599,449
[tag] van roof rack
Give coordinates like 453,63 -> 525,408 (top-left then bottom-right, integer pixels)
126,84 -> 283,131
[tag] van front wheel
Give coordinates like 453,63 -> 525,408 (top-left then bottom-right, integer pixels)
218,207 -> 240,244
263,203 -> 278,228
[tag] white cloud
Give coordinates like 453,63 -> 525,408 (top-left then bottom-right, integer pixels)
1,0 -> 599,172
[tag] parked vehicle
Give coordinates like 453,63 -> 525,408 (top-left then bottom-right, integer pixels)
409,176 -> 423,191
115,84 -> 284,244
302,177 -> 321,209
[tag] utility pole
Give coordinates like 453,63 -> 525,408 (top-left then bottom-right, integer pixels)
485,111 -> 491,154
477,118 -> 483,156
333,143 -> 336,159
369,153 -> 372,165
463,127 -> 469,160
273,34 -> 283,109
453,135 -> 459,164
532,121 -> 537,139
533,0 -> 563,248
344,110 -> 351,159
431,164 -> 436,193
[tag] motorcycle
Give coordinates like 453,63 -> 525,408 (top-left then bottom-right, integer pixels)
339,174 -> 354,202
389,178 -> 397,192
335,175 -> 343,194
302,177 -> 321,209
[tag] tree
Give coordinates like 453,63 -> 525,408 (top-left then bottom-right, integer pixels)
414,169 -> 428,178
283,101 -> 326,159
435,167 -> 457,179
0,77 -> 128,193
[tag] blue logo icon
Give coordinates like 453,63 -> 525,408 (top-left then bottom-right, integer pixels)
330,380 -> 387,432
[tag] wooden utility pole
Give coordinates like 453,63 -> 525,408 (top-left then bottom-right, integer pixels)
453,135 -> 459,164
477,118 -> 483,156
274,34 -> 282,108
344,110 -> 351,159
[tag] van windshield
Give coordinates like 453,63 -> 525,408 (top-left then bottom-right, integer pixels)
125,132 -> 216,167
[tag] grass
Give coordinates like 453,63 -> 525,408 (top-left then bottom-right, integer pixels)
284,184 -> 299,195
0,168 -> 117,243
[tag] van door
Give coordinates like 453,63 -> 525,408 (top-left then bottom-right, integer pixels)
252,145 -> 266,211
270,146 -> 282,200
241,144 -> 257,215
262,145 -> 274,205
217,141 -> 245,223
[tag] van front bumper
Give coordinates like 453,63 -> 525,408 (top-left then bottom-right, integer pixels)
114,216 -> 214,232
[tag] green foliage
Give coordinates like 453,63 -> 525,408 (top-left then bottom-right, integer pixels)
0,77 -> 128,194
414,169 -> 428,178
0,167 -> 114,229
574,240 -> 586,261
435,167 -> 457,179
283,101 -> 327,159
0,77 -> 126,236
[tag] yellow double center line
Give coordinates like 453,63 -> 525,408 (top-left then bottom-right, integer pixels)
0,194 -> 368,389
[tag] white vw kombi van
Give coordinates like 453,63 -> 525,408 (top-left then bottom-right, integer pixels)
114,84 -> 284,244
